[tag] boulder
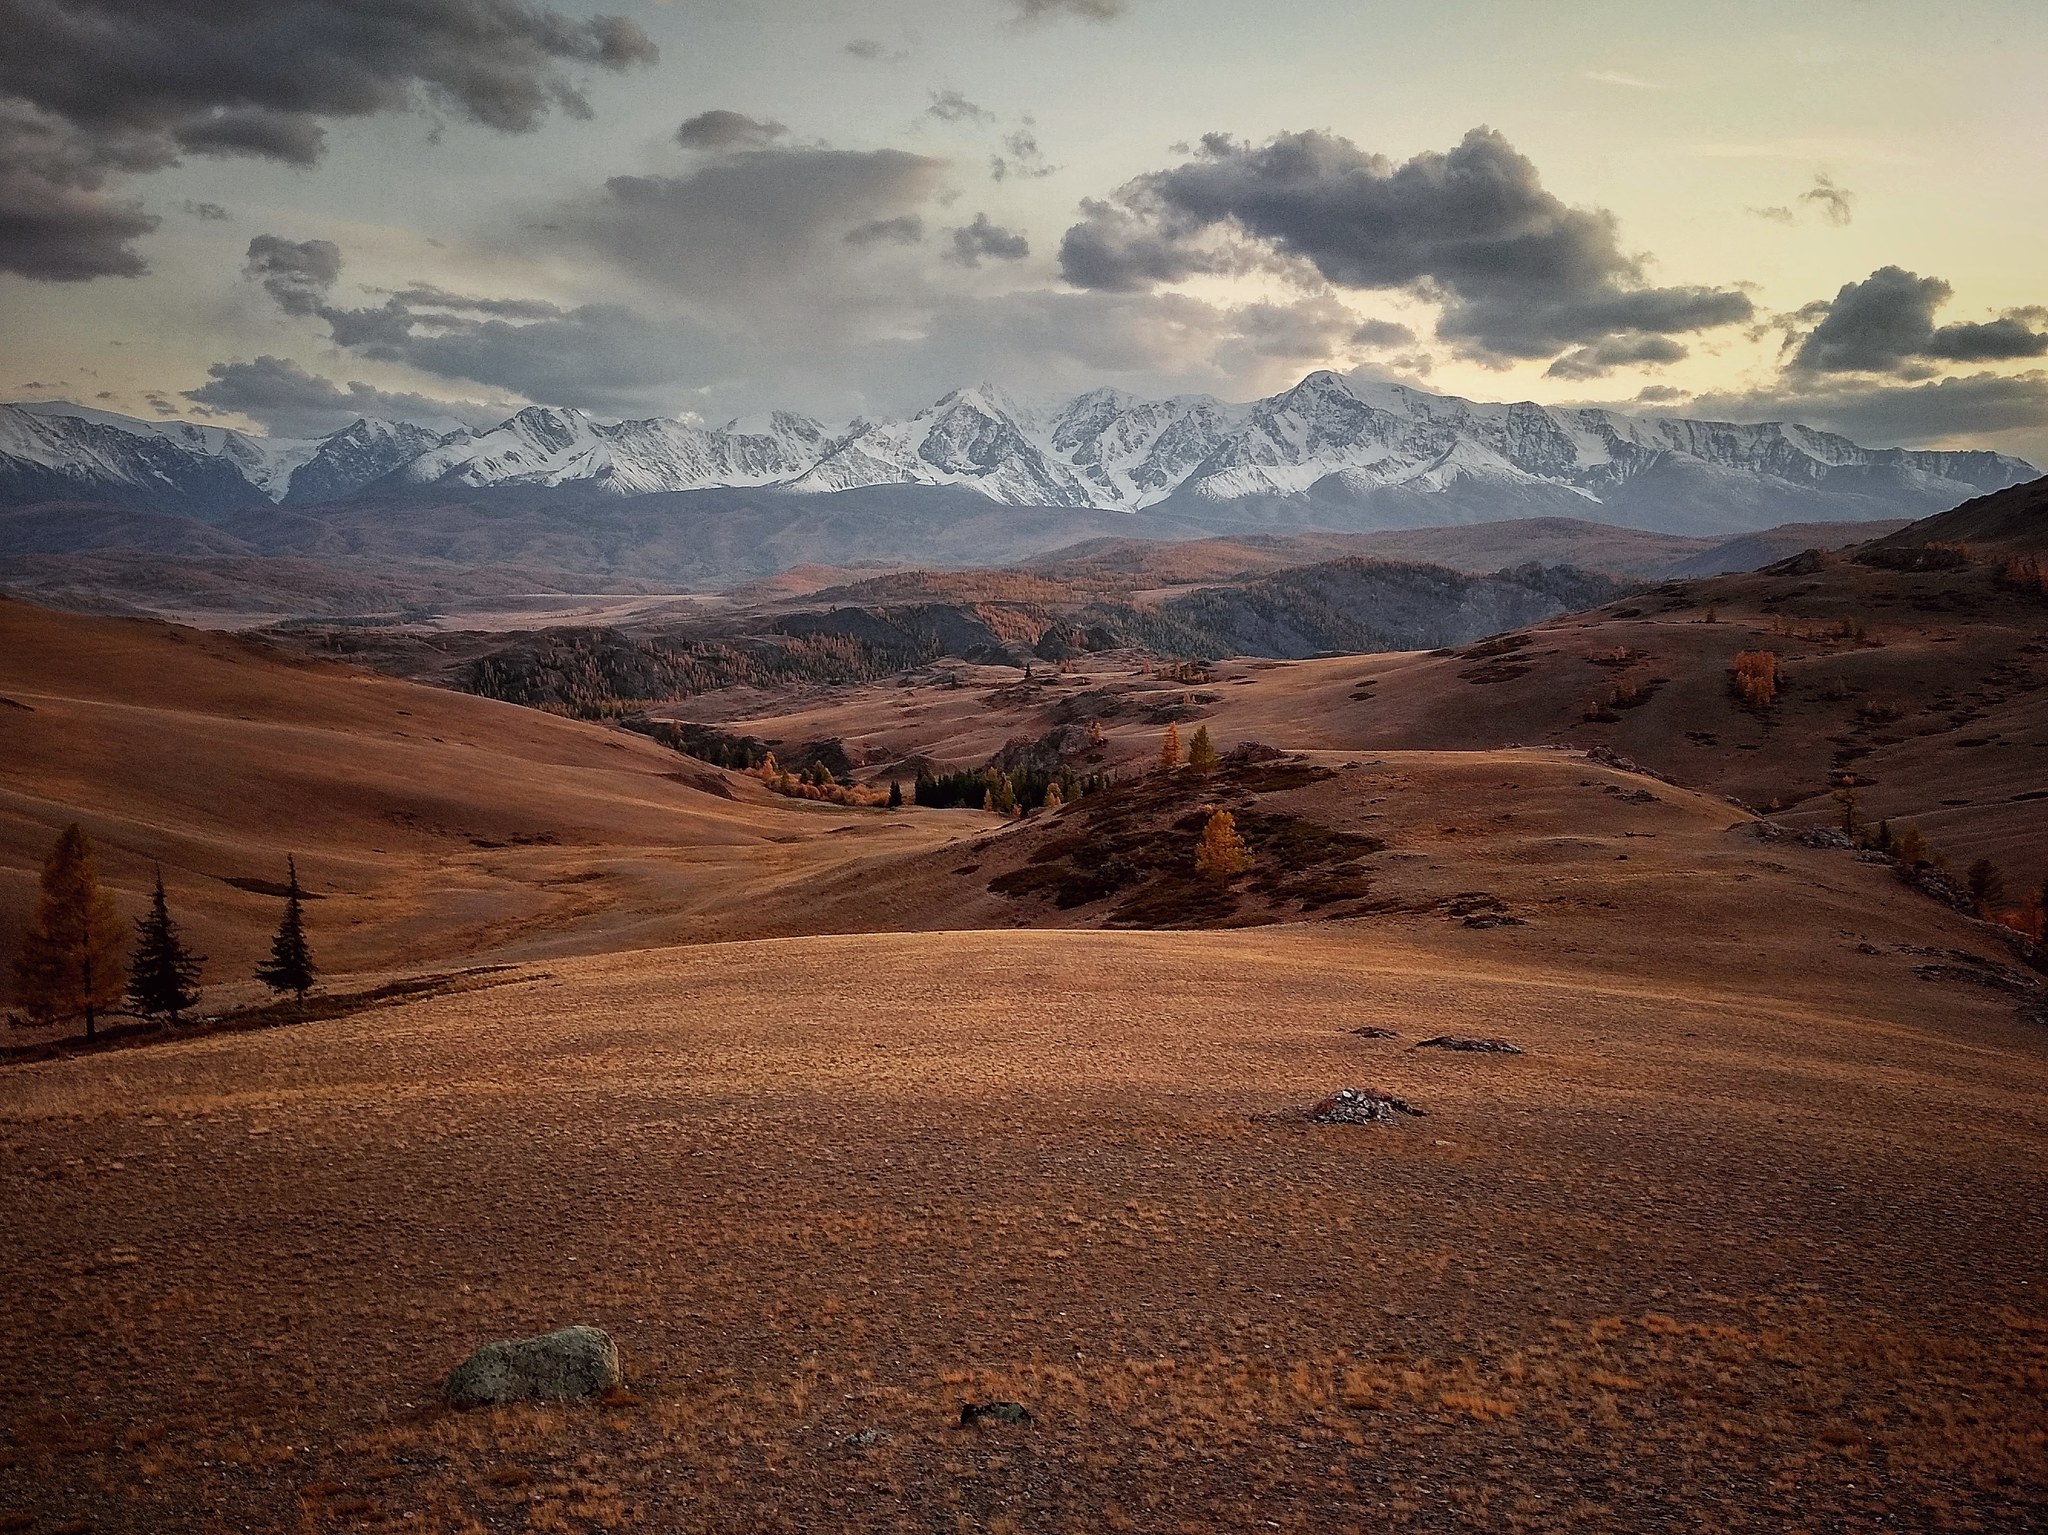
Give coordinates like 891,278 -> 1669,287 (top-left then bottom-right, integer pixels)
442,1325 -> 622,1409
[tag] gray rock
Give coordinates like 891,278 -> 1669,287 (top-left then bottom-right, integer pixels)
1414,1035 -> 1524,1054
442,1325 -> 622,1409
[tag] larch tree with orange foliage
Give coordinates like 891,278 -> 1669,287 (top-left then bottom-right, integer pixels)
1157,723 -> 1181,772
13,823 -> 127,1040
1194,809 -> 1249,884
1731,650 -> 1780,708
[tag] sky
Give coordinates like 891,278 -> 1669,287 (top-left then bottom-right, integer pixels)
3,0 -> 2046,465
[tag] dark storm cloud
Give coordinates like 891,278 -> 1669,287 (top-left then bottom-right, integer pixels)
1544,333 -> 1689,380
844,215 -> 926,247
0,102 -> 161,280
0,0 -> 655,281
243,235 -> 342,317
1349,318 -> 1416,349
182,354 -> 504,436
1058,127 -> 1754,363
675,110 -> 789,150
1790,266 -> 2048,373
554,146 -> 950,299
945,214 -> 1030,266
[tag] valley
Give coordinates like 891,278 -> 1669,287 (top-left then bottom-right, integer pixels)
2,470 -> 2043,1534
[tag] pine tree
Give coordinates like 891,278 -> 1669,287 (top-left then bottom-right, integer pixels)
128,868 -> 203,1027
13,823 -> 127,1040
1194,809 -> 1249,884
255,857 -> 316,1003
1157,723 -> 1182,772
887,778 -> 904,809
1966,857 -> 2005,915
1187,725 -> 1220,774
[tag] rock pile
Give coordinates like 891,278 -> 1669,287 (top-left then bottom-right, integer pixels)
1309,1089 -> 1424,1124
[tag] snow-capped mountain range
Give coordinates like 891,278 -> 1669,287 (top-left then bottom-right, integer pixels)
1,373 -> 2035,535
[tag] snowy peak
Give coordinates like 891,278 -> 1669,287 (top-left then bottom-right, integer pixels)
1,374 -> 2037,537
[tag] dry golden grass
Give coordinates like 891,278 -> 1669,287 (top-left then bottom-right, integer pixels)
1,914 -> 2043,1532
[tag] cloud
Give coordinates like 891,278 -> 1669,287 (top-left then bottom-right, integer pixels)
0,101 -> 161,280
1544,333 -> 1689,380
1583,70 -> 1659,89
243,234 -> 341,316
1057,126 -> 1754,363
1349,318 -> 1415,349
325,291 -> 725,415
844,214 -> 926,247
991,127 -> 1057,182
550,145 -> 950,302
1789,266 -> 2048,373
1800,173 -> 1854,226
1752,172 -> 1856,227
181,355 -> 506,436
675,110 -> 787,151
179,199 -> 230,221
1005,0 -> 1126,19
233,237 -> 720,414
945,213 -> 1030,267
926,90 -> 996,126
845,39 -> 908,62
0,0 -> 656,281
1687,370 -> 2048,457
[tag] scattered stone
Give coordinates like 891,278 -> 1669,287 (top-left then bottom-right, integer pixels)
1462,914 -> 1526,929
1800,827 -> 1855,850
1914,962 -> 2041,997
959,1401 -> 1034,1427
844,1428 -> 890,1449
1414,1036 -> 1523,1054
1309,1088 -> 1425,1124
1349,1026 -> 1399,1039
442,1325 -> 622,1409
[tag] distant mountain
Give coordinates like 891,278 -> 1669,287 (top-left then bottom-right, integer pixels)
1,373 -> 2035,538
0,403 -> 427,517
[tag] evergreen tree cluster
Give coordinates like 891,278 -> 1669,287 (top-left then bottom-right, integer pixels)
912,764 -> 1108,813
8,825 -> 317,1040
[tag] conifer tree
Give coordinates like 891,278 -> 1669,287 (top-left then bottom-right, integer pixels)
1157,723 -> 1182,772
1187,725 -> 1220,774
255,857 -> 316,1003
128,867 -> 203,1027
13,823 -> 127,1040
1194,809 -> 1249,884
1966,857 -> 2005,915
887,778 -> 904,809
1041,780 -> 1064,811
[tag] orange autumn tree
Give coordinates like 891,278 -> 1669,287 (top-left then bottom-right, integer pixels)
1194,809 -> 1249,884
1731,650 -> 1780,708
1157,723 -> 1181,772
13,823 -> 127,1040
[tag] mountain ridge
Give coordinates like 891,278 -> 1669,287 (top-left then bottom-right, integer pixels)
0,371 -> 2034,539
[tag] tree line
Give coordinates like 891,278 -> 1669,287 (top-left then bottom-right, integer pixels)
8,825 -> 316,1041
